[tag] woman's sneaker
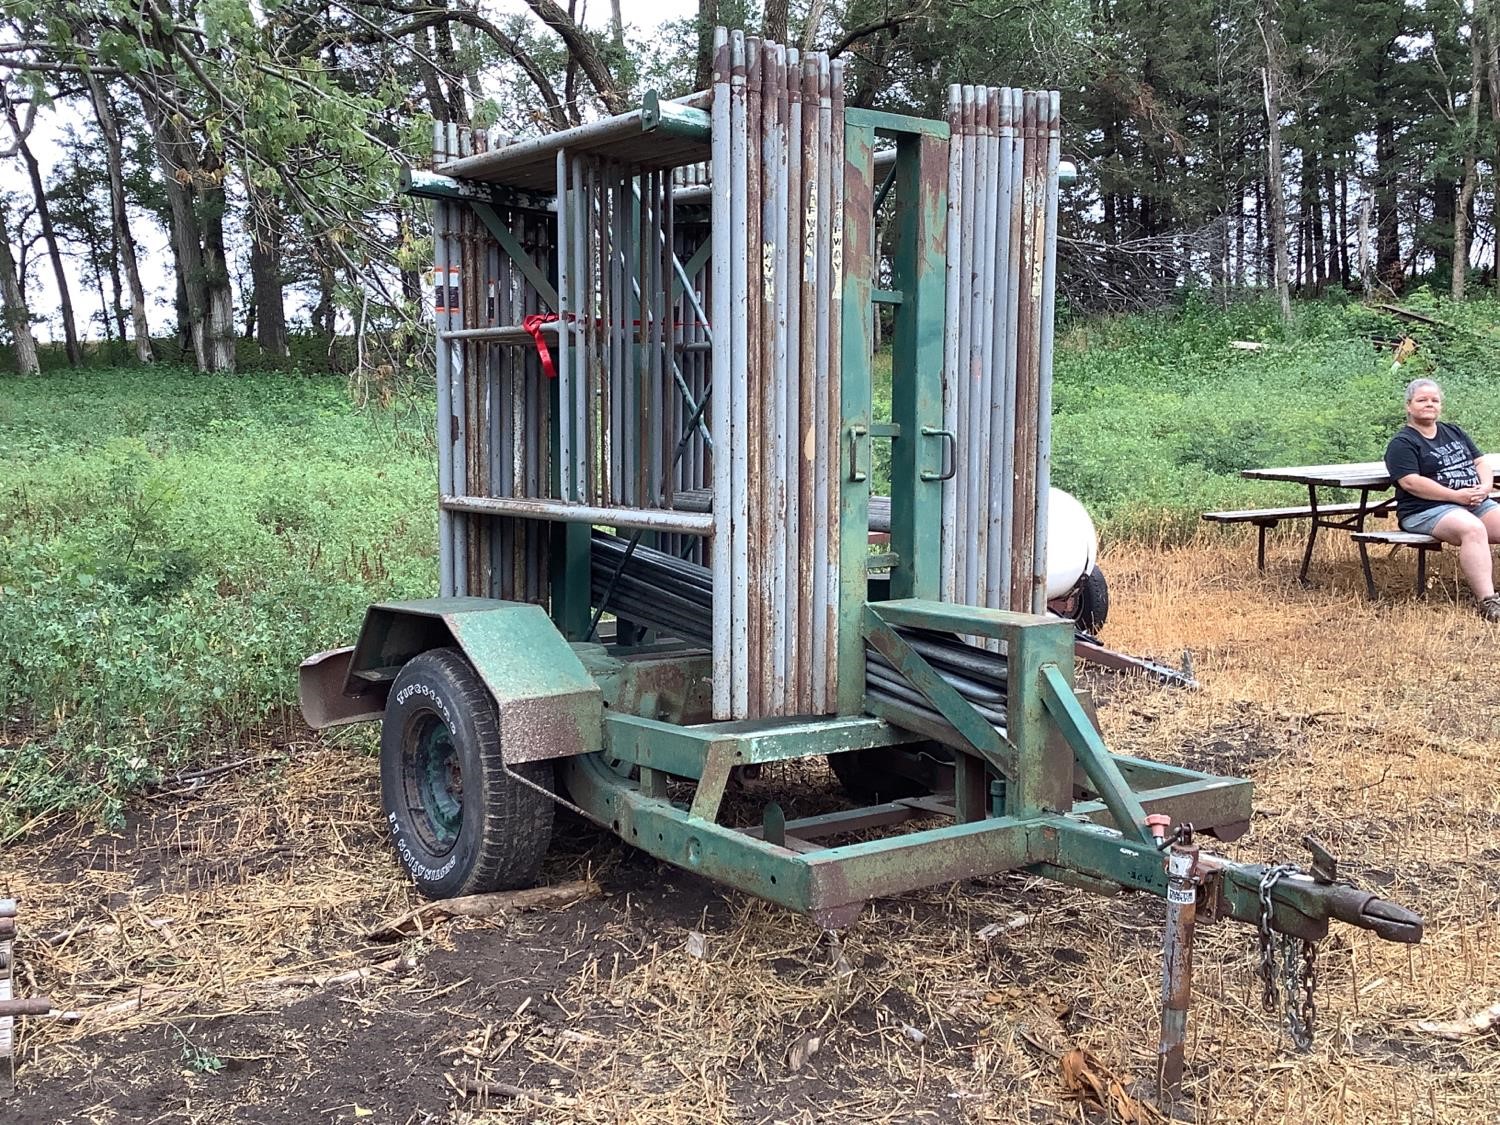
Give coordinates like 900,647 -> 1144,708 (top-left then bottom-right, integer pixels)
1481,595 -> 1500,623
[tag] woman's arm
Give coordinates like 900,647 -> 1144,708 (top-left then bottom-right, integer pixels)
1477,454 -> 1495,495
1396,473 -> 1480,504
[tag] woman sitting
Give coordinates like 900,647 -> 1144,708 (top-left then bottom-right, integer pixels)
1384,377 -> 1500,621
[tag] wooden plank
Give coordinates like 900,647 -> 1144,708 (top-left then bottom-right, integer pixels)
1353,530 -> 1441,547
1201,501 -> 1377,523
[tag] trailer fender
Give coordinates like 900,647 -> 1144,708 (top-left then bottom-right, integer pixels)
298,597 -> 602,764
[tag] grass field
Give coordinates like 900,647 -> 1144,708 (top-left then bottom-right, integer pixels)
0,368 -> 435,831
7,534 -> 1496,1122
4,291 -> 1500,824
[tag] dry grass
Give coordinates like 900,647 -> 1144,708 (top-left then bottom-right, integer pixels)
4,529 -> 1499,1122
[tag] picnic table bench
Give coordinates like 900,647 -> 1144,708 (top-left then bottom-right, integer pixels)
1350,529 -> 1442,598
1202,501 -> 1391,571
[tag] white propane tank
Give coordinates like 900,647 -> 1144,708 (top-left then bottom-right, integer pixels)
1045,487 -> 1098,600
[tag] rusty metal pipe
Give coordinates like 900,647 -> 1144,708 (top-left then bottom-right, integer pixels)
1157,838 -> 1199,1097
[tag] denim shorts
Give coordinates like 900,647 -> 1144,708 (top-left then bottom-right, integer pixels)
1399,498 -> 1498,535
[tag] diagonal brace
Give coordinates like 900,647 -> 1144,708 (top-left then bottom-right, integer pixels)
471,202 -> 561,312
862,608 -> 1018,781
1039,663 -> 1154,846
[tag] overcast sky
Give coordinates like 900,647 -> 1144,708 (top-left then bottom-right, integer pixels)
13,0 -> 700,345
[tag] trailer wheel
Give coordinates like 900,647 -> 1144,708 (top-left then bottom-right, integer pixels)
1075,566 -> 1109,634
827,744 -> 943,803
380,647 -> 554,900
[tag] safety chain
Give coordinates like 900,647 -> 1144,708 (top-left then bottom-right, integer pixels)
1257,864 -> 1319,1051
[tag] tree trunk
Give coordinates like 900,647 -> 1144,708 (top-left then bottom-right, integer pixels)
1488,1 -> 1500,287
1258,22 -> 1291,321
106,225 -> 127,344
1432,176 -> 1457,280
249,198 -> 288,356
199,179 -> 236,372
87,73 -> 152,362
764,0 -> 790,44
0,198 -> 39,375
1359,194 -> 1373,293
609,0 -> 624,53
314,250 -> 337,339
695,0 -> 718,91
1374,115 -> 1402,291
1307,157 -> 1325,293
1454,15 -> 1484,300
3,91 -> 82,364
145,96 -> 210,369
1336,166 -> 1351,286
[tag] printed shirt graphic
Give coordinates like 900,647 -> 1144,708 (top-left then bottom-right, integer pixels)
1384,421 -> 1481,519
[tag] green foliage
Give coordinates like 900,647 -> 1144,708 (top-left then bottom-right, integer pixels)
0,366 -> 435,831
1050,294 -> 1500,538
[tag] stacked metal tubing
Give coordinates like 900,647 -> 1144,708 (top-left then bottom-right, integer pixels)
433,123 -> 554,602
591,529 -> 1012,745
710,29 -> 846,721
865,630 -> 1012,746
429,114 -> 718,601
421,42 -> 1060,722
591,532 -> 713,648
940,86 -> 1061,617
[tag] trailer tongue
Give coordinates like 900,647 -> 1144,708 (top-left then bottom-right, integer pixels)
301,28 -> 1420,1096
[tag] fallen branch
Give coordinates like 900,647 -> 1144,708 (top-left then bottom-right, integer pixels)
146,754 -> 284,797
365,878 -> 600,939
1375,302 -> 1452,330
71,953 -> 416,1020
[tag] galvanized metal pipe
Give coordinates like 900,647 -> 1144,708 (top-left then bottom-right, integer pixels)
709,27 -> 733,718
1157,839 -> 1200,1096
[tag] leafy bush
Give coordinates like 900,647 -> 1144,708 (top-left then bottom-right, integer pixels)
0,367 -> 435,830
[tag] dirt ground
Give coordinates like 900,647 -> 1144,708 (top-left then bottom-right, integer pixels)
3,532 -> 1498,1123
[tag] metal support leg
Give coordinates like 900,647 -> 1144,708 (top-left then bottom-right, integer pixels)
1298,484 -> 1320,585
1254,520 -> 1271,571
1158,837 -> 1199,1097
1359,540 -> 1377,600
1416,547 -> 1429,597
954,753 -> 987,823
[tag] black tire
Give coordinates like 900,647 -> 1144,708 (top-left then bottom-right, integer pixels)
1075,566 -> 1109,635
827,744 -> 943,803
380,647 -> 554,900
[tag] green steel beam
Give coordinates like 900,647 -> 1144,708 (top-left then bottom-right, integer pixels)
399,167 -> 554,213
1068,777 -> 1252,837
1004,625 -> 1075,819
564,752 -> 1050,926
471,202 -> 560,312
1040,662 -> 1154,846
606,712 -> 911,779
837,122 -> 877,714
867,598 -> 1063,646
844,107 -> 951,139
886,131 -> 948,600
640,91 -> 713,141
669,238 -> 714,304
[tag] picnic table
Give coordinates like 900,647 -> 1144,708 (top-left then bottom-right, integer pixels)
1215,455 -> 1500,596
1237,461 -> 1399,584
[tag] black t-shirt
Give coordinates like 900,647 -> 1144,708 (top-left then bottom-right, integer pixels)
1384,421 -> 1481,519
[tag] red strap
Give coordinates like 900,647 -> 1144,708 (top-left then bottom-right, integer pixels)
522,314 -> 559,379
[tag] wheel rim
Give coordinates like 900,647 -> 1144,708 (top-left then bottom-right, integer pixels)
403,712 -> 463,853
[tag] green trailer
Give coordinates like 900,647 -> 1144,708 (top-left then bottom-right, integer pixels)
301,31 -> 1420,1092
